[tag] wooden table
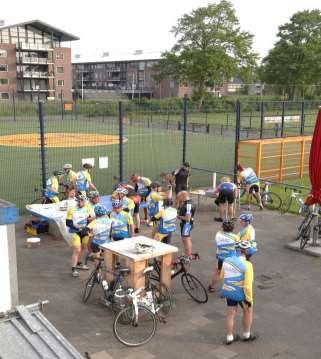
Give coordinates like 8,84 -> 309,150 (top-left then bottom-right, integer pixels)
100,236 -> 178,289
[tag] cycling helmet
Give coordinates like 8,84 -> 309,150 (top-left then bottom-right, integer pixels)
88,190 -> 100,199
235,240 -> 251,250
112,199 -> 123,208
94,204 -> 108,217
130,174 -> 139,183
222,219 -> 234,232
53,170 -> 64,176
63,163 -> 72,170
76,193 -> 88,202
115,187 -> 128,195
239,213 -> 254,223
151,181 -> 161,189
83,163 -> 93,169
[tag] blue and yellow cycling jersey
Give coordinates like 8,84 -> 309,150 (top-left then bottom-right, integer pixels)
66,206 -> 91,233
62,170 -> 77,186
110,210 -> 133,239
122,196 -> 135,217
155,207 -> 177,234
237,224 -> 257,256
220,255 -> 254,303
215,231 -> 238,261
76,170 -> 92,192
87,216 -> 112,246
136,177 -> 152,197
44,176 -> 59,199
147,191 -> 163,217
240,167 -> 259,186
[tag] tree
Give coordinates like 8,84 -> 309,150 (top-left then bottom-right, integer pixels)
260,9 -> 321,99
153,0 -> 257,107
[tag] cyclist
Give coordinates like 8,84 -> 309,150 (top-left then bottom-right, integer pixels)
112,187 -> 135,217
127,189 -> 142,234
172,161 -> 191,195
87,204 -> 112,258
214,176 -> 238,222
44,170 -> 64,203
237,213 -> 257,260
76,163 -> 98,195
237,164 -> 263,211
110,199 -> 134,241
152,199 -> 177,244
61,163 -> 77,191
87,190 -> 101,219
130,174 -> 152,224
176,191 -> 196,256
66,193 -> 92,277
59,185 -> 77,210
220,241 -> 257,345
208,219 -> 238,292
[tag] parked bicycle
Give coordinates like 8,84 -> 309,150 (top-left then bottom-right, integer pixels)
113,266 -> 172,347
31,187 -> 66,204
239,181 -> 282,210
280,187 -> 307,215
297,205 -> 321,250
152,253 -> 208,304
82,257 -> 130,312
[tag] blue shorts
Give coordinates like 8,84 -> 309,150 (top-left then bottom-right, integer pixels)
226,298 -> 243,307
180,222 -> 193,237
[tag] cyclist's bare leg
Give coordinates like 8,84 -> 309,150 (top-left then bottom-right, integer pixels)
71,245 -> 81,268
226,306 -> 237,337
219,204 -> 226,220
253,191 -> 263,208
134,213 -> 141,232
242,304 -> 253,334
182,236 -> 192,256
228,203 -> 234,218
209,267 -> 221,289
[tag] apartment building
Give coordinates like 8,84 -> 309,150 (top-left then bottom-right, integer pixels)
0,20 -> 79,101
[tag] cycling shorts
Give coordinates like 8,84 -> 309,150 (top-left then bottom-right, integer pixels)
226,298 -> 244,307
71,233 -> 89,247
215,190 -> 235,205
249,184 -> 259,193
180,222 -> 193,237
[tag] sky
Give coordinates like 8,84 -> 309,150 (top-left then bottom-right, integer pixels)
2,0 -> 321,60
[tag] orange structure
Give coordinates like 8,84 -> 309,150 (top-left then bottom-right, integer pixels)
238,136 -> 312,181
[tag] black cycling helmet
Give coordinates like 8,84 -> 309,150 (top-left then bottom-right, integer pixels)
151,181 -> 161,189
83,163 -> 93,169
163,199 -> 173,207
53,170 -> 64,176
222,219 -> 234,232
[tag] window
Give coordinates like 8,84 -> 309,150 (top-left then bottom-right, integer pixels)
0,64 -> 8,72
0,78 -> 8,85
56,66 -> 64,74
0,49 -> 7,57
57,80 -> 64,86
0,92 -> 9,99
56,52 -> 64,60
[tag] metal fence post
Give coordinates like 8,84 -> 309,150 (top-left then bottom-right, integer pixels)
118,101 -> 124,183
12,91 -> 16,122
38,101 -> 47,191
182,95 -> 188,164
281,101 -> 285,137
260,101 -> 264,139
234,100 -> 241,182
300,101 -> 305,136
60,90 -> 64,121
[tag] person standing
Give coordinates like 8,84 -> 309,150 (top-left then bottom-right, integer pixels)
44,170 -> 63,203
76,163 -> 98,195
61,163 -> 77,192
172,162 -> 191,194
130,174 -> 152,225
214,176 -> 238,222
237,213 -> 257,260
152,199 -> 177,244
176,191 -> 196,256
109,199 -> 134,241
220,241 -> 257,345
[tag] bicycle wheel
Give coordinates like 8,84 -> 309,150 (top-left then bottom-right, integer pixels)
82,269 -> 98,303
300,226 -> 311,250
150,281 -> 173,318
280,196 -> 292,214
181,273 -> 208,303
296,214 -> 312,241
113,304 -> 156,347
261,191 -> 282,210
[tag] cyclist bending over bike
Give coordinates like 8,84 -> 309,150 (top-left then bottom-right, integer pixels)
237,164 -> 263,211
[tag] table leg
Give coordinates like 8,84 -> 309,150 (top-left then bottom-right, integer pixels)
126,259 -> 147,290
160,253 -> 173,289
104,251 -> 116,282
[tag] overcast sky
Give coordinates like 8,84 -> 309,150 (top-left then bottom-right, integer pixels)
2,0 -> 321,60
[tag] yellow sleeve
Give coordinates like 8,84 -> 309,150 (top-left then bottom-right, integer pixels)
66,208 -> 74,220
124,212 -> 134,225
154,208 -> 165,220
244,261 -> 254,304
151,192 -> 162,201
85,172 -> 92,183
87,219 -> 96,230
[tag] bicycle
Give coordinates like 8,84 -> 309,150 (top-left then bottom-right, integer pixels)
31,187 -> 67,204
82,257 -> 130,312
113,266 -> 171,347
151,253 -> 208,304
239,181 -> 282,210
280,187 -> 306,215
297,205 -> 320,250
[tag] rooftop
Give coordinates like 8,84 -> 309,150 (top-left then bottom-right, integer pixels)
72,51 -> 162,64
0,20 -> 79,42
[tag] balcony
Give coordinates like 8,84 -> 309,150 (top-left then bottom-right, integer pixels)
18,57 -> 51,65
17,71 -> 54,79
17,42 -> 53,51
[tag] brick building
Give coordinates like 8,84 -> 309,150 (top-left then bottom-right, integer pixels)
0,20 -> 78,101
72,52 -> 193,100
